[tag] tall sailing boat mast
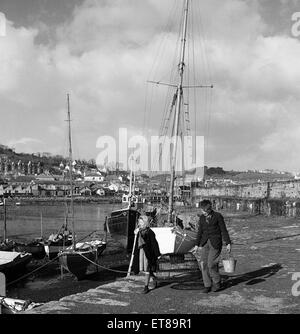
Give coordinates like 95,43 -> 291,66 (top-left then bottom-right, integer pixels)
128,157 -> 134,203
3,198 -> 7,241
128,156 -> 136,207
106,0 -> 213,257
67,94 -> 76,251
167,0 -> 213,224
167,0 -> 189,224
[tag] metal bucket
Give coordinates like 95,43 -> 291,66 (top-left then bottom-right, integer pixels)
222,258 -> 237,273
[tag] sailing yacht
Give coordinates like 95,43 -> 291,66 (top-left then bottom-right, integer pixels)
58,94 -> 106,280
107,0 -> 212,255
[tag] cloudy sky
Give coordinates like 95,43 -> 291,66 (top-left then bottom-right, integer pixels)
1,0 -> 300,172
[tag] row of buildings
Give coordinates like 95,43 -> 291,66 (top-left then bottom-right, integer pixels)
0,171 -> 173,200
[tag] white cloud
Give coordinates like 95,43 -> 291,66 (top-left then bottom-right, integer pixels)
1,0 -> 300,172
7,137 -> 42,146
5,137 -> 44,153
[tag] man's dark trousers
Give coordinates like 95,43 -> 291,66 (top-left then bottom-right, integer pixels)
198,240 -> 221,288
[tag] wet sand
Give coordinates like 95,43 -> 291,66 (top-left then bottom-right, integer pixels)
6,239 -> 130,303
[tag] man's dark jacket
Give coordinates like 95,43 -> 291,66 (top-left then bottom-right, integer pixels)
196,210 -> 231,250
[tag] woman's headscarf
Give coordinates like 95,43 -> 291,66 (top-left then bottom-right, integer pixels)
138,215 -> 150,230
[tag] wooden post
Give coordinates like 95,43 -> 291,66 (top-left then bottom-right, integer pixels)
127,228 -> 139,278
104,216 -> 109,240
60,264 -> 64,280
95,249 -> 99,273
40,211 -> 43,239
3,198 -> 7,241
0,273 -> 6,314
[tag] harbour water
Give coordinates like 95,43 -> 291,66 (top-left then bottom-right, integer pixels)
0,201 -> 120,241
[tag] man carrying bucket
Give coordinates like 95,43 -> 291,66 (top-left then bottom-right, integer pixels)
194,200 -> 232,293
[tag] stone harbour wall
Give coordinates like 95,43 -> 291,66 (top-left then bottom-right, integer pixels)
191,179 -> 300,217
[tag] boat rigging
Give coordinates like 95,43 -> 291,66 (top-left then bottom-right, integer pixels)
107,0 -> 214,256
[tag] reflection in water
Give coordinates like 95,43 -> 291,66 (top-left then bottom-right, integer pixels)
0,202 -> 118,241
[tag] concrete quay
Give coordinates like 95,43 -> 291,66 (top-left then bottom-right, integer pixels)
23,212 -> 300,314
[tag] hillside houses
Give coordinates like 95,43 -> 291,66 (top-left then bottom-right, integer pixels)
0,167 -> 178,201
83,172 -> 104,182
0,171 -> 154,199
79,186 -> 92,196
0,184 -> 33,196
93,187 -> 105,196
36,174 -> 56,182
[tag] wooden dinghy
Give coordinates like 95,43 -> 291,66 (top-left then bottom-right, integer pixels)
58,240 -> 106,280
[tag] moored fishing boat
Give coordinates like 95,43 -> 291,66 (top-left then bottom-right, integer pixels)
57,94 -> 107,279
0,251 -> 32,282
107,159 -> 146,252
151,226 -> 197,255
14,239 -> 46,260
0,199 -> 46,258
58,240 -> 106,280
121,161 -> 145,210
106,207 -> 140,252
0,240 -> 15,252
122,193 -> 145,209
44,230 -> 73,260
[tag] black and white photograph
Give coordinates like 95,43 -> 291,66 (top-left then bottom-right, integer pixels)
0,0 -> 300,320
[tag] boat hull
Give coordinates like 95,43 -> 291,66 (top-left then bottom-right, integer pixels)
0,241 -> 15,252
44,241 -> 73,260
0,251 -> 32,282
14,243 -> 46,260
59,243 -> 106,280
146,227 -> 198,255
107,207 -> 197,255
107,208 -> 140,252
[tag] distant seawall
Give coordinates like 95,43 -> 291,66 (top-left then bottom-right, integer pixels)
191,179 -> 300,217
3,196 -> 122,205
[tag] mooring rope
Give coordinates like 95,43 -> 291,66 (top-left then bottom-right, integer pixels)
174,236 -> 186,254
78,252 -> 129,274
1,230 -> 105,289
5,256 -> 60,288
